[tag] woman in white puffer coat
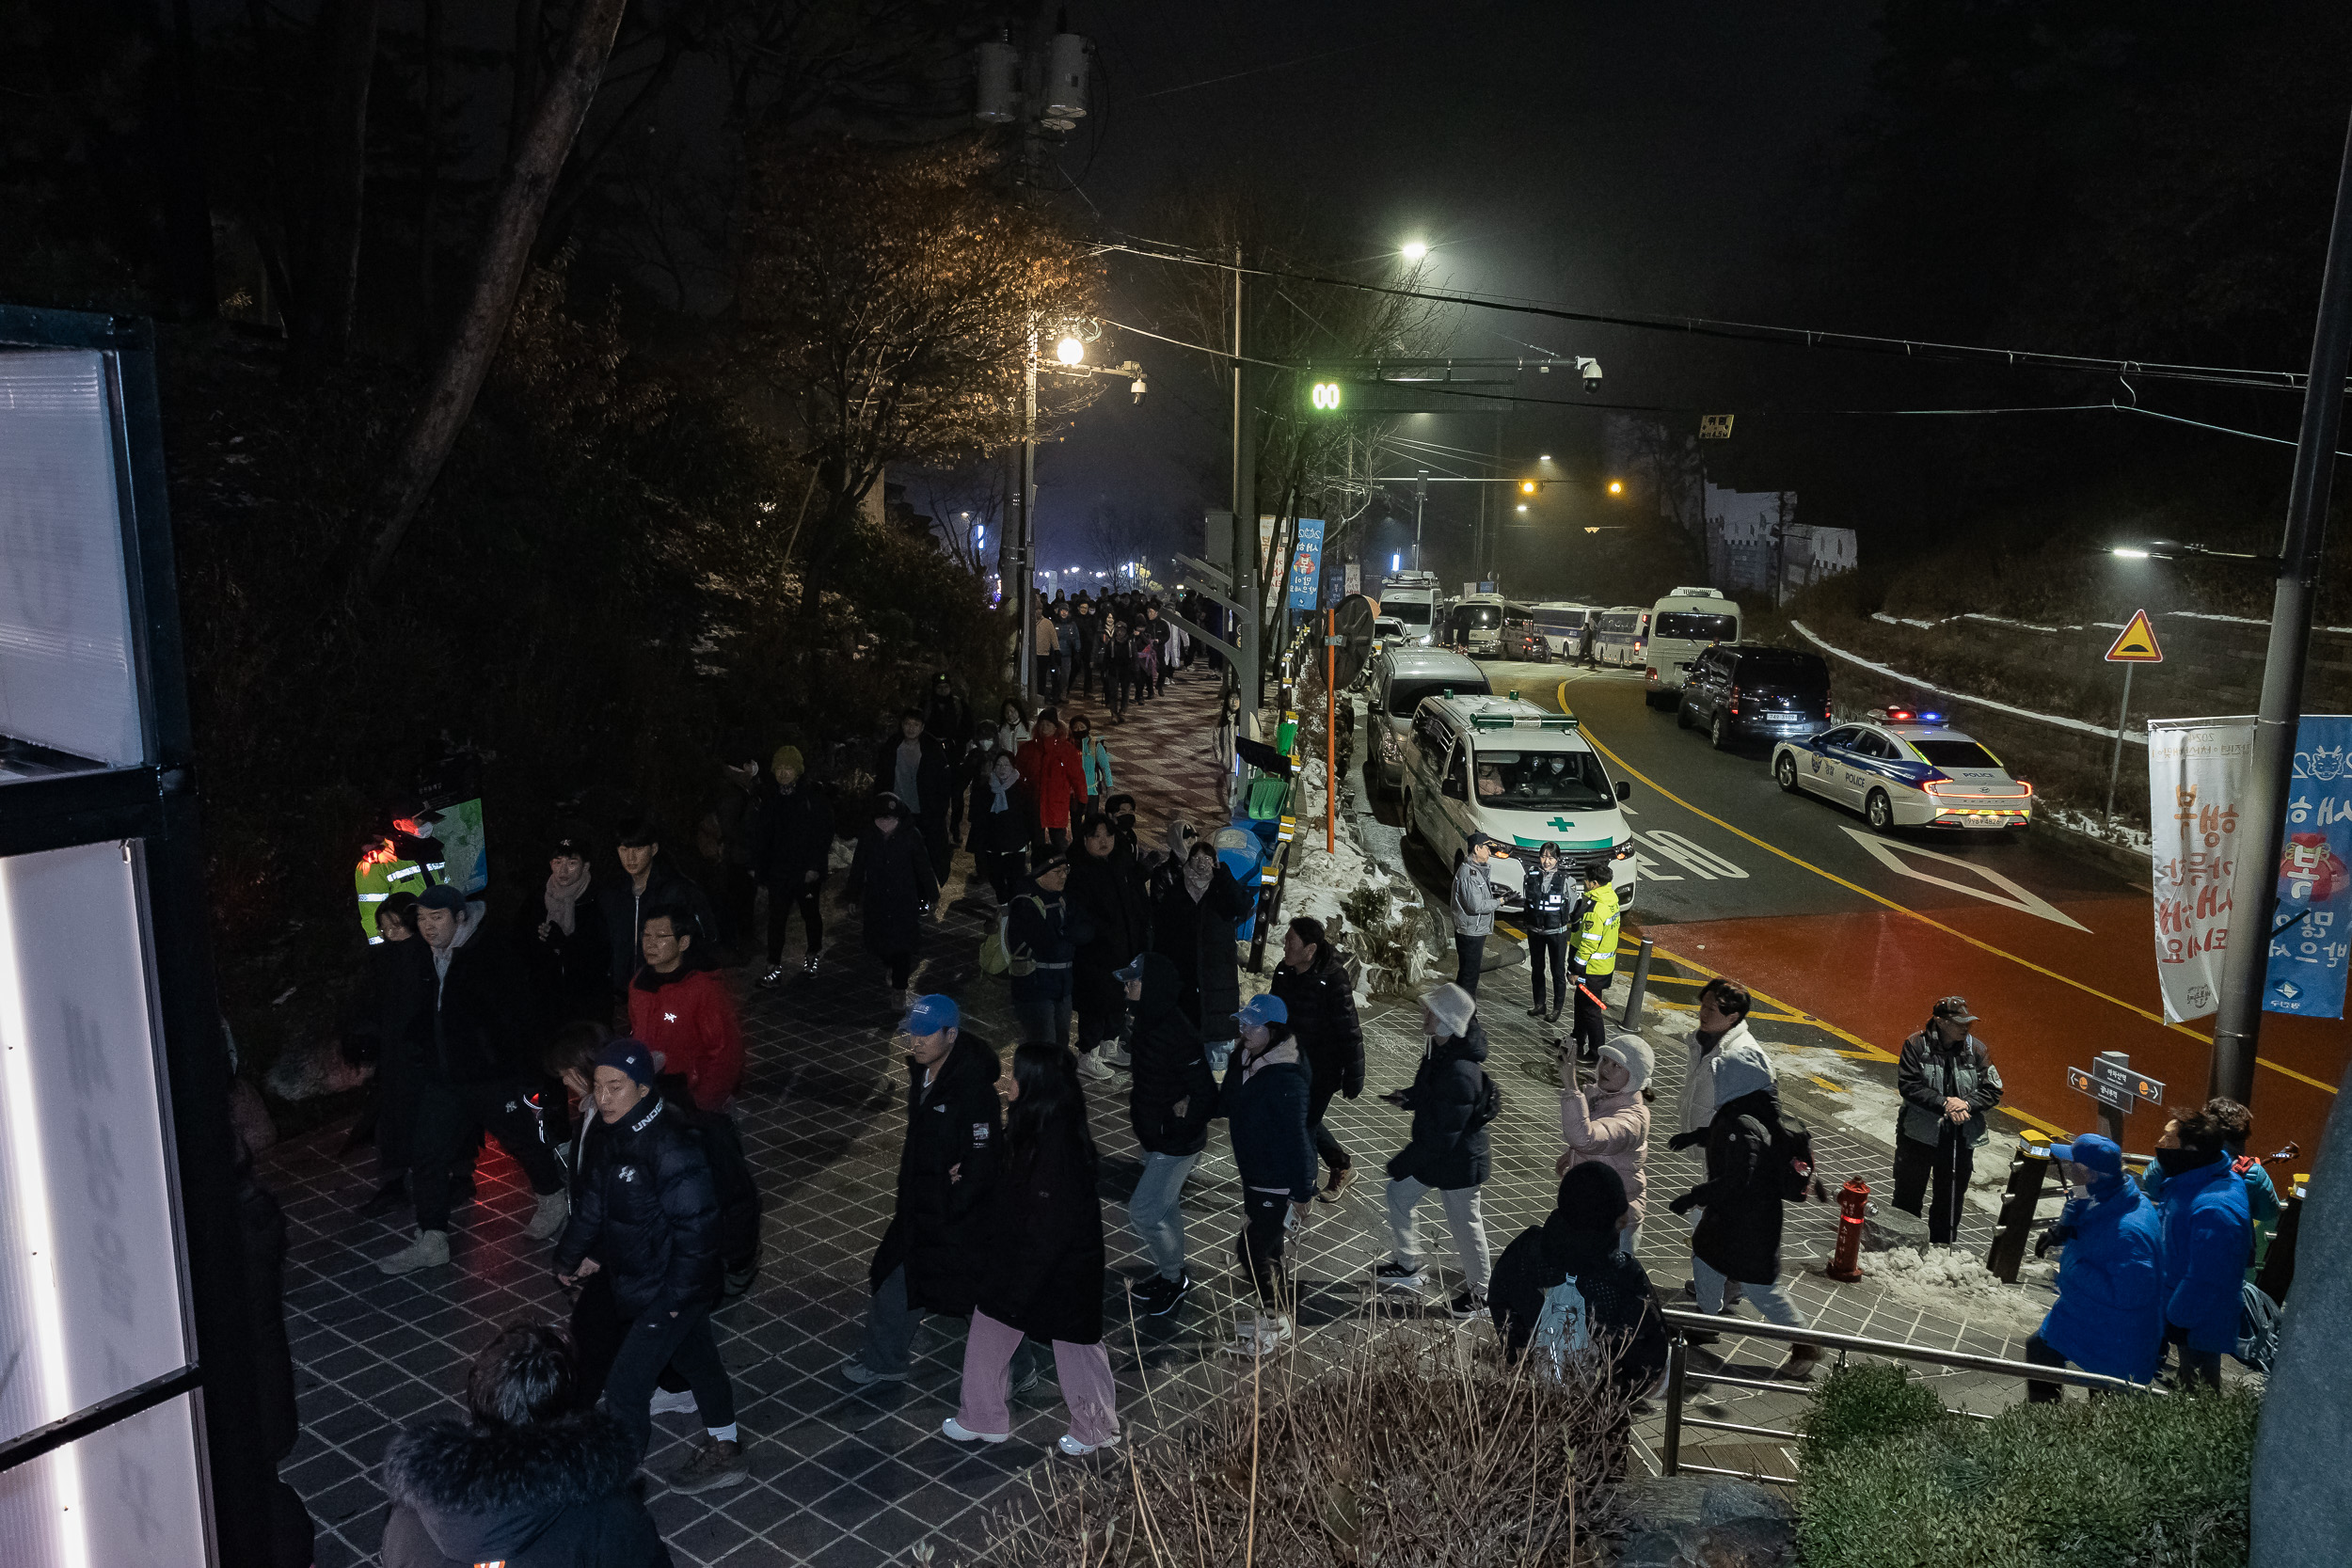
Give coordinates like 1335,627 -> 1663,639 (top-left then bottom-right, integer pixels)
1556,1031 -> 1653,1255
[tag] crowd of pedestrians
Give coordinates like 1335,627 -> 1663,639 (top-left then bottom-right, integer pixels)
331,595 -> 2275,1560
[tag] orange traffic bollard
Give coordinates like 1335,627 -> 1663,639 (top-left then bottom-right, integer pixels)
1828,1177 -> 1870,1283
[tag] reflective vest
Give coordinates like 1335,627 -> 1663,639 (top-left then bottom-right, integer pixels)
1572,883 -> 1621,977
354,837 -> 439,942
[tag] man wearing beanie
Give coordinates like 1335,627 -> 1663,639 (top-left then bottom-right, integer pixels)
2024,1132 -> 2162,1401
1489,1163 -> 1668,1409
1558,1031 -> 1652,1256
554,1039 -> 744,1493
1667,1039 -> 1819,1379
754,745 -> 834,987
1375,983 -> 1496,1318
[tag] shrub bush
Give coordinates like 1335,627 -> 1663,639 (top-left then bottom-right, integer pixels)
1798,1379 -> 2259,1568
1797,1363 -> 1943,1466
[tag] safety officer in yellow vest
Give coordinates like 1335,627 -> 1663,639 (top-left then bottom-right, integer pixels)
356,837 -> 431,943
1567,864 -> 1621,1064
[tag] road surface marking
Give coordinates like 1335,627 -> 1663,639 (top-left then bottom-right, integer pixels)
1838,827 -> 2090,932
1560,683 -> 2332,1097
1634,827 -> 1749,880
1808,1075 -> 1849,1094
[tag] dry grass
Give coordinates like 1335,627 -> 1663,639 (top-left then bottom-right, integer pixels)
974,1299 -> 1638,1568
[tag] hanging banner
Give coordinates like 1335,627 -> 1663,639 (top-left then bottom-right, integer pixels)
2146,719 -> 2253,1022
1288,518 -> 1325,612
2267,714 -> 2352,1019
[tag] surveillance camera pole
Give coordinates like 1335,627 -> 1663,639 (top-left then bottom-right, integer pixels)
2210,107 -> 2352,1109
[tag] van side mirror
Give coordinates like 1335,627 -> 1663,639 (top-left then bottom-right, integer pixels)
1443,772 -> 1467,800
1614,780 -> 1632,801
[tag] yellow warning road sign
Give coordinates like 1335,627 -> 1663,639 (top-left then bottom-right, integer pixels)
2105,609 -> 2165,663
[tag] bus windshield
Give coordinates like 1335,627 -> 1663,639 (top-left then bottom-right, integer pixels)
1470,749 -> 1615,810
1386,600 -> 1432,626
1455,604 -> 1501,629
1654,611 -> 1739,641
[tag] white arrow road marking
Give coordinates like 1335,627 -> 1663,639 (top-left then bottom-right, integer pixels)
1636,829 -> 1749,881
1839,828 -> 2090,931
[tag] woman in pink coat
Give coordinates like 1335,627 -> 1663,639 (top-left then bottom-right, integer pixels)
1556,1031 -> 1653,1255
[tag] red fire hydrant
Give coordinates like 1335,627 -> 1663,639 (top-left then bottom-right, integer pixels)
1828,1177 -> 1870,1283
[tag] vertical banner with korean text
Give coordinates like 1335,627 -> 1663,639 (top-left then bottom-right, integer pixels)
2146,719 -> 2253,1022
1288,518 -> 1325,612
2265,714 -> 2352,1019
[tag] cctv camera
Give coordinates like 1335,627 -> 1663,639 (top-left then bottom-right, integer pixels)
1578,356 -> 1602,392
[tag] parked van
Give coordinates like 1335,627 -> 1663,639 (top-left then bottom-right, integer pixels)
1446,594 -> 1534,657
1530,602 -> 1597,660
1642,586 -> 1742,707
1367,646 -> 1491,793
1400,693 -> 1636,907
1377,570 -> 1442,648
1589,606 -> 1650,670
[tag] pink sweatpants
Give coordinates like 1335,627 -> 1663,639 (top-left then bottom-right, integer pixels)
957,1309 -> 1119,1447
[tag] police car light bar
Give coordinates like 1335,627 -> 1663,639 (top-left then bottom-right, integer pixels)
1867,707 -> 1947,725
1469,712 -> 1581,731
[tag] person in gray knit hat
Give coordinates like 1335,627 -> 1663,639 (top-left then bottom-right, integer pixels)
1375,983 -> 1497,1318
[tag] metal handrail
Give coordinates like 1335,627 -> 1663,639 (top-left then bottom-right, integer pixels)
1656,1306 -> 2153,1485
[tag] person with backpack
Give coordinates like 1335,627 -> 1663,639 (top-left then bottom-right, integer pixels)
1122,952 -> 1216,1318
966,753 -> 1038,906
1271,916 -> 1364,1203
2150,1104 -> 2254,1389
1006,856 -> 1090,1051
1665,1039 -> 1820,1379
946,1045 -> 1120,1455
1374,982 -> 1495,1319
1488,1162 -> 1669,1405
1893,996 -> 2004,1244
845,794 -> 939,999
2023,1132 -> 2162,1401
1068,813 -> 1150,1075
1218,993 -> 1318,1355
1521,842 -> 1575,1024
1676,977 -> 1760,1140
1556,1031 -> 1652,1257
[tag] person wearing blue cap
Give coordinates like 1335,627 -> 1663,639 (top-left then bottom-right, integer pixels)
2024,1132 -> 2162,1400
553,1039 -> 743,1493
2149,1104 -> 2253,1389
1217,992 -> 1318,1355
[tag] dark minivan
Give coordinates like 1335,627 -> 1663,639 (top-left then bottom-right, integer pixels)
1676,643 -> 1833,749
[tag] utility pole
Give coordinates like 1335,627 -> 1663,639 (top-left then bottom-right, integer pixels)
2211,108 -> 2352,1107
1413,467 -> 1428,570
1233,242 -> 1263,710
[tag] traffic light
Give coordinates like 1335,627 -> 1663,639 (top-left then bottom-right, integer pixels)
1309,380 -> 1344,411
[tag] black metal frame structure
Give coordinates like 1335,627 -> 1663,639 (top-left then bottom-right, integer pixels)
0,303 -> 272,1564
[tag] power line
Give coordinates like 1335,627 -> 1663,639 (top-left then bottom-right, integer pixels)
1099,240 -> 2337,394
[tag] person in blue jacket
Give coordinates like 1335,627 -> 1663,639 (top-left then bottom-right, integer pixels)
1217,993 -> 1317,1357
2151,1104 -> 2253,1388
2137,1095 -> 2281,1224
2024,1132 -> 2161,1401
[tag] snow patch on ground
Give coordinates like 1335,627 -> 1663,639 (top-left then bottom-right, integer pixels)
1860,1246 -> 2054,1337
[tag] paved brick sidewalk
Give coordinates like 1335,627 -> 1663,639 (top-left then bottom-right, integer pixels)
262,658 -> 2058,1565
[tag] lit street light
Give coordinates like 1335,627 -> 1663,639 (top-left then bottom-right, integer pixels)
1400,239 -> 1428,262
1608,479 -> 1624,495
1055,335 -> 1085,365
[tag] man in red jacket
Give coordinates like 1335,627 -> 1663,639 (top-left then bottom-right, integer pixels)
628,908 -> 745,1110
628,905 -> 762,1293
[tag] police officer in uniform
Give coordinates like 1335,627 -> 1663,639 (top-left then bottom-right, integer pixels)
1522,843 -> 1576,1028
1567,865 -> 1621,1064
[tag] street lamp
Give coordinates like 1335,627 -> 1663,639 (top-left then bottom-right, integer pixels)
1056,335 -> 1085,365
2110,538 -> 2281,564
1400,239 -> 1428,262
1608,480 -> 1624,495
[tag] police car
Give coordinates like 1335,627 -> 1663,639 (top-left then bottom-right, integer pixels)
1401,692 -> 1637,906
1771,708 -> 2033,832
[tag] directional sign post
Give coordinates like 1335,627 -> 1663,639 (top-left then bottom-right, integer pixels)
2068,1048 -> 2164,1143
2103,609 -> 2166,826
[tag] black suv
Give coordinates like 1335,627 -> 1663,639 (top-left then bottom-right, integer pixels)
1676,643 -> 1832,749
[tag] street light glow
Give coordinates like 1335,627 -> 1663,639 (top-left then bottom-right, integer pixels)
1608,479 -> 1624,495
1055,335 -> 1085,365
1519,480 -> 1536,494
1516,503 -> 1528,513
1539,453 -> 1551,462
1400,240 -> 1429,262
2112,547 -> 2152,559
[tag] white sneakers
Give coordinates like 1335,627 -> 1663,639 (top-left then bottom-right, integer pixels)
1100,1043 -> 1134,1069
1223,1313 -> 1293,1357
1057,1433 -> 1121,1456
942,1417 -> 1009,1444
1075,1050 -> 1114,1082
375,1228 -> 451,1275
648,1387 -> 700,1416
524,1190 -> 570,1241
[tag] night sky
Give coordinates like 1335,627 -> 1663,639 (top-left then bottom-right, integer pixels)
1031,0 -> 1885,581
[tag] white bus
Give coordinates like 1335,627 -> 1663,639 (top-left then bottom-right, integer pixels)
1642,586 -> 1742,708
1530,602 -> 1598,660
1589,605 -> 1649,670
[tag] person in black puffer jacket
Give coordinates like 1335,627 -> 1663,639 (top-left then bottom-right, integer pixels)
753,746 -> 834,987
1271,916 -> 1364,1202
381,1323 -> 670,1568
1121,951 -> 1216,1316
1068,813 -> 1152,1070
1665,1038 -> 1819,1379
1377,983 -> 1494,1318
846,794 -> 939,992
947,1045 -> 1120,1454
966,753 -> 1039,905
1151,832 -> 1254,1036
1218,994 -> 1319,1356
552,1041 -> 742,1492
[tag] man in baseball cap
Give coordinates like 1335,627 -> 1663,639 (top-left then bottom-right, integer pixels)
2025,1131 -> 2162,1401
1451,835 -> 1501,996
1892,995 -> 2002,1244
